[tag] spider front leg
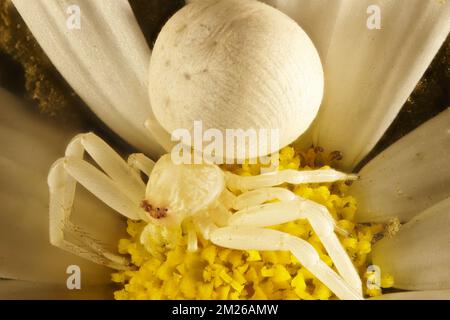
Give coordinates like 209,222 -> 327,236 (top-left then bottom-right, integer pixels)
229,188 -> 362,296
225,168 -> 358,191
127,153 -> 155,177
210,226 -> 363,300
232,187 -> 296,210
48,133 -> 147,270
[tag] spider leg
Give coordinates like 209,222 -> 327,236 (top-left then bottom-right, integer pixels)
144,118 -> 176,151
225,169 -> 358,191
219,189 -> 237,210
47,133 -> 147,270
192,212 -> 218,241
67,132 -> 145,202
127,153 -> 155,177
228,190 -> 362,295
50,157 -> 144,220
210,226 -> 363,300
233,187 -> 296,210
187,223 -> 198,252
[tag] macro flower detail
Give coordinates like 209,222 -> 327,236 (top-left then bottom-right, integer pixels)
111,147 -> 394,300
0,0 -> 449,301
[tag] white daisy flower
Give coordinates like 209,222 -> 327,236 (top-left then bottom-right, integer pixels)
0,0 -> 449,299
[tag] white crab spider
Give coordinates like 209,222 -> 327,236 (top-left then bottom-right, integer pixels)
48,132 -> 363,300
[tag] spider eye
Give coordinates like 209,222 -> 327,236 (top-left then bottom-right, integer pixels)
140,200 -> 168,219
141,200 -> 152,212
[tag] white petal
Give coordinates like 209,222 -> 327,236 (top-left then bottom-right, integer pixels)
373,290 -> 450,300
372,197 -> 450,291
349,109 -> 450,223
11,0 -> 167,158
0,279 -> 112,299
266,0 -> 450,169
0,89 -> 124,285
